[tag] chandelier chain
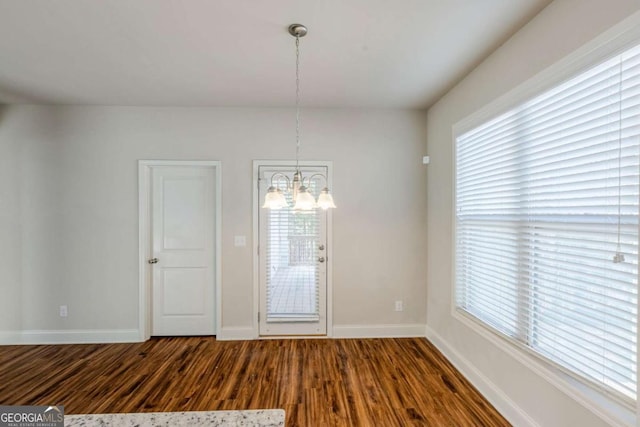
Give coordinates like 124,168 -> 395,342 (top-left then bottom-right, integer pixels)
295,35 -> 301,171
262,24 -> 335,210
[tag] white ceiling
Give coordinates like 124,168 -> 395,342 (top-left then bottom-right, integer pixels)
0,0 -> 552,109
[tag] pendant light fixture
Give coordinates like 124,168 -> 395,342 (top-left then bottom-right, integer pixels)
262,24 -> 336,211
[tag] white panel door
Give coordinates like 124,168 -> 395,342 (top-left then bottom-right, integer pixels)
151,166 -> 215,336
258,165 -> 328,336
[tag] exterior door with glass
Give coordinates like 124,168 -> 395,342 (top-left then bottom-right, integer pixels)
258,165 -> 329,336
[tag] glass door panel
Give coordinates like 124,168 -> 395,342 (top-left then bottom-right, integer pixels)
258,165 -> 327,336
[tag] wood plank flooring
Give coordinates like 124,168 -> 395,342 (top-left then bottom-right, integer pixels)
0,337 -> 510,426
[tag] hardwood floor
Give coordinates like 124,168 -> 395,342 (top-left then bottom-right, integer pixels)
0,337 -> 510,426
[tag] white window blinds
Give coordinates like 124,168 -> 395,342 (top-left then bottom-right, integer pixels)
455,43 -> 640,402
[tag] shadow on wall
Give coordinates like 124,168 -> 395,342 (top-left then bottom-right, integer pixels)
0,104 -> 7,127
0,80 -> 58,105
0,79 -> 47,125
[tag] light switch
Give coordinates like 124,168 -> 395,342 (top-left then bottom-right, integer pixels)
234,235 -> 247,247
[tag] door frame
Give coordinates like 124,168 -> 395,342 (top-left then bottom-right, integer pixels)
138,160 -> 222,341
252,160 -> 334,338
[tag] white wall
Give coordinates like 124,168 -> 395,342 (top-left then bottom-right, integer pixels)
0,105 -> 428,339
426,0 -> 640,426
0,106 -> 22,331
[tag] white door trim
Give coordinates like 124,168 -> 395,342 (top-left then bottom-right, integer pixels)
138,160 -> 222,341
252,160 -> 334,339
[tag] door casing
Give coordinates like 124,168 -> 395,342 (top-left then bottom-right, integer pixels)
138,160 -> 222,341
252,160 -> 334,339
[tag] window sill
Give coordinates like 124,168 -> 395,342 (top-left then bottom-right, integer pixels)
452,309 -> 635,427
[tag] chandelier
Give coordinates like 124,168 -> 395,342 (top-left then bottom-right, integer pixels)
262,24 -> 336,211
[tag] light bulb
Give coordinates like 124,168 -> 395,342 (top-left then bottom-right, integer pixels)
293,186 -> 316,210
316,187 -> 336,210
262,187 -> 287,209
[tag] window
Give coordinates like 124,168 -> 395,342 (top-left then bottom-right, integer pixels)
266,178 -> 322,319
455,43 -> 640,403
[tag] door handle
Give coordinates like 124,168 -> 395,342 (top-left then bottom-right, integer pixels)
148,258 -> 159,264
318,257 -> 325,263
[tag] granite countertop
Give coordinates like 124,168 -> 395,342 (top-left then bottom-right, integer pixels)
65,409 -> 285,426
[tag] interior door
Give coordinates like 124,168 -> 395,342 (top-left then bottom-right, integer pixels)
151,166 -> 216,336
258,165 -> 328,336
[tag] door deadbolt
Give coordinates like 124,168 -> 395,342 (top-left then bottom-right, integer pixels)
318,244 -> 325,251
148,258 -> 159,264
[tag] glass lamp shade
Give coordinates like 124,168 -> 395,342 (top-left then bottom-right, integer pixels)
293,186 -> 316,210
262,187 -> 288,209
317,187 -> 336,210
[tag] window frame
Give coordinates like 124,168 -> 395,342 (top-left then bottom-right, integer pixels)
450,14 -> 640,427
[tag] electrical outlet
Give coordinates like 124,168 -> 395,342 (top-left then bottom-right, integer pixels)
59,305 -> 68,317
395,300 -> 403,312
234,235 -> 247,247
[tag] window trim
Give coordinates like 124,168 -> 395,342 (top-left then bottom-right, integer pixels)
450,11 -> 640,427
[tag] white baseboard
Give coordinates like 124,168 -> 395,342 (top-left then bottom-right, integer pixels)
217,326 -> 256,341
217,324 -> 425,340
332,323 -> 426,339
425,326 -> 539,427
0,329 -> 141,345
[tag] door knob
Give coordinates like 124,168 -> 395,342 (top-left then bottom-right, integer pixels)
318,257 -> 325,263
148,258 -> 159,264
